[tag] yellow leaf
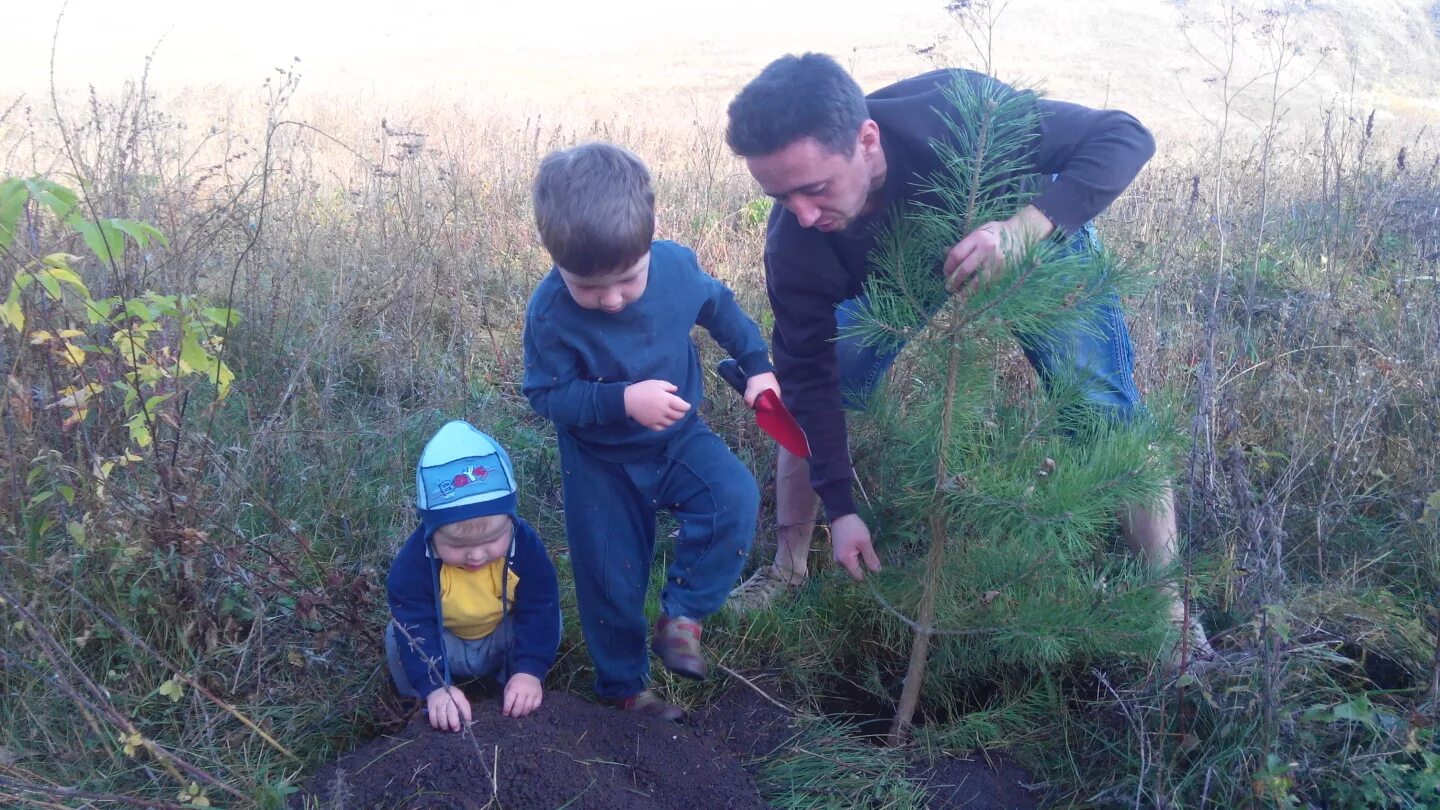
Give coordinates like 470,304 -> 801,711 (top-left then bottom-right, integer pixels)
121,731 -> 144,757
158,678 -> 184,703
57,328 -> 84,339
28,330 -> 54,344
56,341 -> 86,366
287,650 -> 305,667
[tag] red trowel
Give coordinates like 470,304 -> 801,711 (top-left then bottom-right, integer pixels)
717,359 -> 811,458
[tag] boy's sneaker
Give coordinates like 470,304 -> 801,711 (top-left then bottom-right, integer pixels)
727,564 -> 804,613
608,689 -> 686,722
651,615 -> 707,680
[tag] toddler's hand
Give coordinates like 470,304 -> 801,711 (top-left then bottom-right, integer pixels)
625,379 -> 691,431
503,673 -> 543,718
742,371 -> 781,408
425,685 -> 472,732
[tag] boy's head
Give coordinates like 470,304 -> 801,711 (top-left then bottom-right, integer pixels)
533,142 -> 656,312
726,53 -> 884,233
415,421 -> 519,568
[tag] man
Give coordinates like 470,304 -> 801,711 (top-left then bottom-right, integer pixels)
724,53 -> 1208,657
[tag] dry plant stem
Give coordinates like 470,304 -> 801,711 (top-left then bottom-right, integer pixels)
0,776 -> 193,810
2,549 -> 300,761
717,662 -> 799,716
0,585 -> 246,803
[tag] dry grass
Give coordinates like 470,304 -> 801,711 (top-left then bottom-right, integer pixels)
1,3 -> 1438,806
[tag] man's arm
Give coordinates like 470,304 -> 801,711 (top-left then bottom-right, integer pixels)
1026,99 -> 1156,236
765,248 -> 856,519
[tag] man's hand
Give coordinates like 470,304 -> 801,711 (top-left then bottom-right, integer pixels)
425,685 -> 472,732
942,205 -> 1054,301
742,371 -> 781,408
625,379 -> 691,431
831,513 -> 881,581
502,673 -> 543,718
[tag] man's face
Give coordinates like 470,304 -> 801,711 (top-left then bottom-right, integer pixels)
557,251 -> 650,314
432,514 -> 513,571
744,123 -> 885,233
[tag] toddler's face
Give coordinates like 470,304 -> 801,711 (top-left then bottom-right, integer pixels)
557,251 -> 650,314
432,514 -> 513,571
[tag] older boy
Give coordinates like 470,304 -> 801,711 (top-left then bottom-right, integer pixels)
523,142 -> 777,721
386,421 -> 562,731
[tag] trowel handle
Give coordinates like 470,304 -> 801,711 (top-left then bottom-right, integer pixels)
716,359 -> 747,397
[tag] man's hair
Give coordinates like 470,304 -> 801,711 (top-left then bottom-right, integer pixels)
532,142 -> 655,277
725,52 -> 868,158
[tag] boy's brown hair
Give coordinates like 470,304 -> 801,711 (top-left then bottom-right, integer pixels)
532,142 -> 655,277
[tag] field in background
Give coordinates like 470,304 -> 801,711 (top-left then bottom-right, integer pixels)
3,1 -> 1439,807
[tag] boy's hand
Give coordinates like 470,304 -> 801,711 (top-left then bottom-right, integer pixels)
502,673 -> 543,717
425,685 -> 472,732
742,371 -> 781,408
625,379 -> 691,431
831,513 -> 881,582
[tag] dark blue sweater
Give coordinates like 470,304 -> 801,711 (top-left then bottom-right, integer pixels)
386,516 -> 561,695
523,240 -> 773,460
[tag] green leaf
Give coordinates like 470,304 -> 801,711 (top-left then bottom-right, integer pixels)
0,177 -> 28,251
72,217 -> 125,266
111,218 -> 169,249
143,393 -> 173,418
25,178 -> 78,220
0,283 -> 22,332
179,331 -> 210,376
144,292 -> 179,315
124,299 -> 156,323
87,296 -> 121,326
56,485 -> 75,505
34,270 -> 61,300
201,307 -> 240,328
67,521 -> 86,546
127,411 -> 152,449
28,490 -> 54,508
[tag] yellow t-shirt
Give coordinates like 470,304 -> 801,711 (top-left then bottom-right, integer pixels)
439,559 -> 520,640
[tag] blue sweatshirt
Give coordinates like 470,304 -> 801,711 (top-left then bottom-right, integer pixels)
386,516 -> 561,696
523,240 -> 774,460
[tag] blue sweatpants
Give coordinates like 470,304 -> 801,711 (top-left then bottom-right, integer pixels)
557,423 -> 758,701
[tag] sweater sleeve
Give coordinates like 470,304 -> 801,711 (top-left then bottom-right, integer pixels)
522,296 -> 631,428
1025,99 -> 1156,235
691,252 -> 774,378
765,247 -> 857,519
506,519 -> 562,679
386,526 -> 449,696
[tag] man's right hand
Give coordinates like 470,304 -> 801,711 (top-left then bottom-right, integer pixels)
426,685 -> 472,732
624,379 -> 692,431
831,513 -> 881,581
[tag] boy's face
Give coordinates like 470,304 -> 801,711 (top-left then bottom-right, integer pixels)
557,251 -> 650,314
431,514 -> 513,571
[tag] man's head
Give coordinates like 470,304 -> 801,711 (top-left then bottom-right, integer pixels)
726,53 -> 886,233
415,421 -> 519,566
533,142 -> 655,312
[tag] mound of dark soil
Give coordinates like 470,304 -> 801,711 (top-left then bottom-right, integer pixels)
294,679 -> 1038,809
294,691 -> 765,809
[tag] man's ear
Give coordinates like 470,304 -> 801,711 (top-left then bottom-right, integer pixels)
856,119 -> 882,157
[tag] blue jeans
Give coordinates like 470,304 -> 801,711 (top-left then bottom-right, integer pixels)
557,423 -> 758,700
835,224 -> 1142,423
385,614 -> 515,698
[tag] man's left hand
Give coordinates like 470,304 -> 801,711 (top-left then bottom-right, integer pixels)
942,205 -> 1054,300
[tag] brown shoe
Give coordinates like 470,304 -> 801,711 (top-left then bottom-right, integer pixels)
608,689 -> 685,722
651,614 -> 707,680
